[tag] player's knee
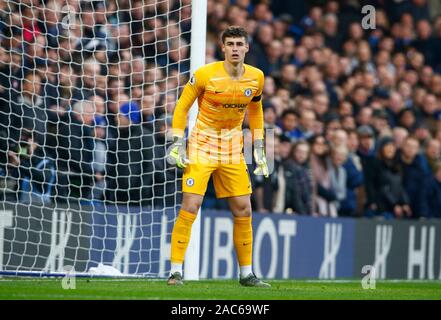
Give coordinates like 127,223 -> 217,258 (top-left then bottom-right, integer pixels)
181,200 -> 202,214
243,206 -> 252,217
234,204 -> 252,217
181,194 -> 203,214
181,204 -> 200,215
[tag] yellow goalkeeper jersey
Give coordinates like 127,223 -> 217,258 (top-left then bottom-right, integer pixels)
172,61 -> 264,162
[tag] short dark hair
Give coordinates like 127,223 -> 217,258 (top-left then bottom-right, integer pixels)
221,26 -> 248,43
281,108 -> 298,119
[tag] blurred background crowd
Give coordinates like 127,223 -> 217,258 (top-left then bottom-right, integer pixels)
0,0 -> 440,219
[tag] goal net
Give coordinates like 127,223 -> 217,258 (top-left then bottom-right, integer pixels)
0,0 -> 198,277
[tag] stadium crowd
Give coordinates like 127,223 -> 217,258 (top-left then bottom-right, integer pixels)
0,0 -> 440,219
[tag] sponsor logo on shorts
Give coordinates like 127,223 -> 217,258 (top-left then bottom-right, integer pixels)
186,178 -> 195,187
244,88 -> 252,97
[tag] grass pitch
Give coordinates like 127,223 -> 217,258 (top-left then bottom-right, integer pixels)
0,278 -> 440,300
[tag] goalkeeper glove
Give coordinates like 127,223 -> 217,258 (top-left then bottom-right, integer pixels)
253,139 -> 269,178
167,136 -> 189,169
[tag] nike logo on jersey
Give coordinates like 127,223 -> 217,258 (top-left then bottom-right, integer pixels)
215,90 -> 224,94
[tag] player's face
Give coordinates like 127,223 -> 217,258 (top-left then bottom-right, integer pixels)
222,37 -> 249,64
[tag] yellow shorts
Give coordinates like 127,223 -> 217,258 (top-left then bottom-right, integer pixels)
182,156 -> 252,198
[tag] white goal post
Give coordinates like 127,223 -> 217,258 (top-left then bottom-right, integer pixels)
184,0 -> 207,281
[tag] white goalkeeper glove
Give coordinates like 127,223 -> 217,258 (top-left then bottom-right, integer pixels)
253,139 -> 269,178
167,136 -> 189,169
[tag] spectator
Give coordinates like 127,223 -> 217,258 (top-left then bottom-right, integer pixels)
168,37 -> 190,74
90,95 -> 106,120
75,1 -> 107,57
349,85 -> 370,113
293,45 -> 309,68
331,129 -> 364,217
280,37 -> 296,65
55,100 -> 95,200
276,64 -> 299,92
264,39 -> 284,76
419,94 -> 439,132
8,130 -> 54,203
392,126 -> 409,149
399,106 -> 417,128
372,109 -> 392,137
398,136 -> 430,218
373,136 -> 412,219
107,77 -> 127,115
12,72 -> 47,146
105,106 -> 153,205
293,109 -> 316,140
328,145 -> 348,214
356,125 -> 377,214
341,115 -> 357,131
44,64 -> 74,123
324,114 -> 342,141
322,13 -> 343,53
386,91 -> 406,127
426,161 -> 441,218
41,0 -> 64,48
91,116 -> 108,201
270,134 -> 290,213
279,108 -> 299,142
356,106 -> 373,127
424,138 -> 441,173
125,56 -> 146,90
284,140 -> 313,215
310,135 -> 336,217
263,104 -> 282,136
19,4 -> 41,43
413,19 -> 437,68
352,41 -> 376,74
140,94 -> 156,129
72,59 -> 103,102
247,23 -> 274,70
312,93 -> 330,121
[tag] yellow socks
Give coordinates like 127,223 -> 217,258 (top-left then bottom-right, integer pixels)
170,209 -> 197,265
233,216 -> 253,267
171,211 -> 253,277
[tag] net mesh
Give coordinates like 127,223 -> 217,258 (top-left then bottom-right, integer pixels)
0,0 -> 193,276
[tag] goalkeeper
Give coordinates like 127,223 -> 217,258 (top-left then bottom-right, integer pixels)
167,26 -> 270,287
